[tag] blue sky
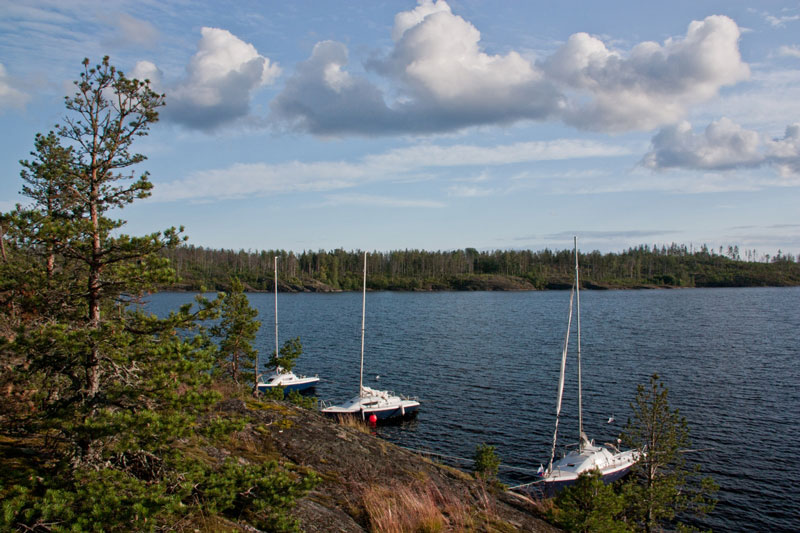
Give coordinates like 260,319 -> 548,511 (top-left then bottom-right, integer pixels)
1,0 -> 799,255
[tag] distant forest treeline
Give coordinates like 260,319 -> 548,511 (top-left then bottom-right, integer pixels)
161,243 -> 800,292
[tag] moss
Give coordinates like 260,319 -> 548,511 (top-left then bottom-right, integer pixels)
275,419 -> 294,431
245,398 -> 294,416
316,470 -> 342,483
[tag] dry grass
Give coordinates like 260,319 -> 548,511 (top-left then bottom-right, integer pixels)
361,480 -> 474,533
334,414 -> 372,434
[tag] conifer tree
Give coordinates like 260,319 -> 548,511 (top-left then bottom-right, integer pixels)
550,470 -> 630,533
2,57 -> 177,455
18,131 -> 76,280
58,56 -> 170,399
621,374 -> 717,532
1,58 -> 318,530
268,337 -> 304,374
211,277 -> 261,385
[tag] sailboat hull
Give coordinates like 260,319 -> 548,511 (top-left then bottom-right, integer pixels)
321,395 -> 420,422
257,381 -> 318,393
517,461 -> 635,499
323,404 -> 419,421
541,462 -> 634,497
257,375 -> 320,393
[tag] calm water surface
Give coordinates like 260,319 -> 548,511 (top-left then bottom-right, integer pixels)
147,287 -> 800,532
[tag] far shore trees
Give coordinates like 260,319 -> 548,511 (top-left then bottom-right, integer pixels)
160,244 -> 800,293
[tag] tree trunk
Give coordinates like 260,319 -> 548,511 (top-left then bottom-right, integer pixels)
87,166 -> 101,398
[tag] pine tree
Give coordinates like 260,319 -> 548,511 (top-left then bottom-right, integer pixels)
18,131 -> 76,280
621,374 -> 717,532
211,277 -> 261,386
2,57 -> 178,459
473,442 -> 501,481
268,337 -> 304,374
1,58 -> 317,530
549,470 -> 630,533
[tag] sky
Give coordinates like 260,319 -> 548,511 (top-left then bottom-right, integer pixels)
1,0 -> 799,256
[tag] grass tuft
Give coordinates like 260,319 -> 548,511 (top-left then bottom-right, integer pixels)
361,480 -> 474,532
334,415 -> 372,434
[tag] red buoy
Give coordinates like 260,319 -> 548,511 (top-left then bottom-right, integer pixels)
369,414 -> 378,426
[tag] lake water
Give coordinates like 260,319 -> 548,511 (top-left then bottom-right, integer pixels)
147,287 -> 800,532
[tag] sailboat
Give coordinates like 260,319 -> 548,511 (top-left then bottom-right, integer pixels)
536,237 -> 640,496
321,252 -> 420,421
257,256 -> 319,393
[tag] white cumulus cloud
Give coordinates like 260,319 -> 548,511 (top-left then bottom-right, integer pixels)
163,27 -> 281,131
377,0 -> 561,118
271,0 -> 561,135
272,3 -> 749,137
543,15 -> 750,132
270,40 -> 396,135
642,118 -> 800,177
131,60 -> 163,86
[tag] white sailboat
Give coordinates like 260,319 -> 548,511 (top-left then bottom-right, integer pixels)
537,237 -> 640,495
321,251 -> 420,421
257,256 -> 319,393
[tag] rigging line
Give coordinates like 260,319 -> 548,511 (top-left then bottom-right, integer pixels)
508,480 -> 545,490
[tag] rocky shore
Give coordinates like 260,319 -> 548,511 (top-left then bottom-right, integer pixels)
219,398 -> 559,532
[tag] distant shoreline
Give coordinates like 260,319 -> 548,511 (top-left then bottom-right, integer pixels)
161,244 -> 800,293
163,277 -> 799,294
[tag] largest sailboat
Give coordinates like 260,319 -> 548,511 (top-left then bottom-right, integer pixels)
536,237 -> 640,496
321,251 -> 420,421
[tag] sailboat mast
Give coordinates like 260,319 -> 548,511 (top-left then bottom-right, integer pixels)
575,237 -> 583,445
359,251 -> 367,398
274,256 -> 279,371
